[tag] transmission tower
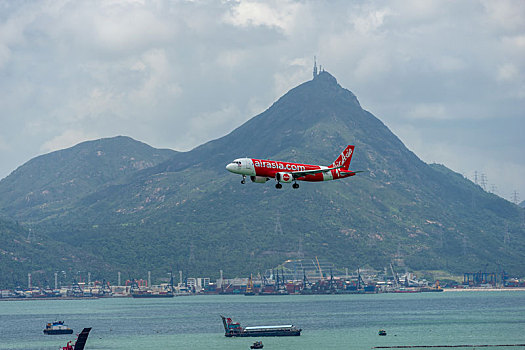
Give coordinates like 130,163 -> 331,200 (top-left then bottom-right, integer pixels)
511,191 -> 519,205
275,213 -> 284,236
188,243 -> 196,266
438,228 -> 444,249
503,223 -> 510,247
297,236 -> 305,258
462,235 -> 468,256
480,173 -> 487,191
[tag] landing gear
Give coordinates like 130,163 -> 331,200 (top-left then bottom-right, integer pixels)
275,183 -> 282,189
241,175 -> 246,184
292,182 -> 299,189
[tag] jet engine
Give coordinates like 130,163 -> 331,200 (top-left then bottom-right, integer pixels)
250,176 -> 269,183
275,172 -> 294,183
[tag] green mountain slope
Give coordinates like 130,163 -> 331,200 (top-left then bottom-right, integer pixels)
0,215 -> 110,288
0,72 -> 523,287
0,136 -> 176,222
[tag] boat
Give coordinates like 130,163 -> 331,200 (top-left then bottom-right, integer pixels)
61,327 -> 91,350
378,329 -> 387,336
43,321 -> 73,335
131,275 -> 175,298
250,340 -> 264,349
221,316 -> 301,337
131,290 -> 174,298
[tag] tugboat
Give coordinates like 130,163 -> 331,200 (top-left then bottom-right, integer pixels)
43,321 -> 73,335
250,341 -> 264,349
221,316 -> 301,337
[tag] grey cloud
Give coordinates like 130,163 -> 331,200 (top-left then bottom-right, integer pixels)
0,0 -> 523,200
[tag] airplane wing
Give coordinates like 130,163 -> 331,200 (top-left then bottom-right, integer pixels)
290,165 -> 343,179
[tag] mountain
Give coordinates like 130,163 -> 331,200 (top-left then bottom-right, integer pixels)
0,215 -> 110,287
0,71 -> 523,287
0,136 -> 176,222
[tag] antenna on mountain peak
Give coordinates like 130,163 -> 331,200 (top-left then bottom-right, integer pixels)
313,56 -> 318,79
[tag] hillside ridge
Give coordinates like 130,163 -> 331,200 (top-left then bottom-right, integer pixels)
0,72 -> 523,287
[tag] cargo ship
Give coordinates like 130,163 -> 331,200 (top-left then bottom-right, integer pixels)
131,274 -> 174,298
131,290 -> 174,298
221,316 -> 301,337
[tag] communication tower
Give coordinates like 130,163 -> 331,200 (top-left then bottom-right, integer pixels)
313,56 -> 318,79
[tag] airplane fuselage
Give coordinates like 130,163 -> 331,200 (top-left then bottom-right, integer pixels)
226,158 -> 355,182
226,145 -> 359,189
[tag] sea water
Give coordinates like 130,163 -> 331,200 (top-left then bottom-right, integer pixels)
0,291 -> 524,350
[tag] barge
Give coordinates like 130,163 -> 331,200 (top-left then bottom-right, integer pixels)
221,316 -> 301,337
131,290 -> 174,298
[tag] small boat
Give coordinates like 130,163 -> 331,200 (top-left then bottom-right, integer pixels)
250,340 -> 264,349
43,321 -> 73,335
378,329 -> 387,336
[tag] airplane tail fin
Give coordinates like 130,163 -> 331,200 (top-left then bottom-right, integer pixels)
330,145 -> 355,170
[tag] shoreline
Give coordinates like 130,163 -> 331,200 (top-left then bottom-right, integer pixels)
443,287 -> 525,292
2,288 -> 525,301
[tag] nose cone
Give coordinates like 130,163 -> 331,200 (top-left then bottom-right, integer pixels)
226,163 -> 236,173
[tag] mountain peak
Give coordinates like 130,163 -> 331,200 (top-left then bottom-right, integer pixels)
271,70 -> 361,114
313,69 -> 338,84
307,70 -> 361,108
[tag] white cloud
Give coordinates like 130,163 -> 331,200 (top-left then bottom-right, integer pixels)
41,130 -> 98,154
128,49 -> 181,103
0,135 -> 8,152
224,0 -> 300,34
407,104 -> 448,120
497,63 -> 519,82
481,0 -> 525,33
186,104 -> 242,148
350,7 -> 392,35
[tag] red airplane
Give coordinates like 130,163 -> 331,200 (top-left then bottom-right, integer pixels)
226,145 -> 361,189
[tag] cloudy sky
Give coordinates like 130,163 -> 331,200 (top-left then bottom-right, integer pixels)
0,0 -> 524,202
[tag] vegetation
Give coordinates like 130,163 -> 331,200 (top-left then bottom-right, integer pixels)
0,72 -> 523,288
